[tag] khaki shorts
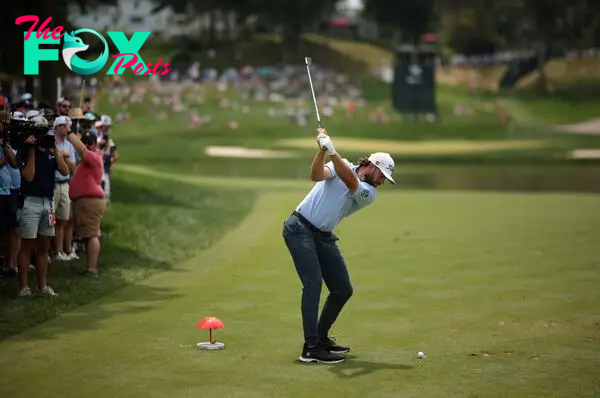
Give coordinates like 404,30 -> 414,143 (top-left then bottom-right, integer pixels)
53,182 -> 71,220
72,198 -> 106,239
19,196 -> 54,239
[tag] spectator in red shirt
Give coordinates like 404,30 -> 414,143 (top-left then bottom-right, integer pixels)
67,130 -> 105,277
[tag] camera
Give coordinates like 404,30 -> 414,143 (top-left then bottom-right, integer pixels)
2,115 -> 55,151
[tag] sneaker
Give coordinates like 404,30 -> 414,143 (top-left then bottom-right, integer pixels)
320,336 -> 350,354
18,287 -> 32,297
66,252 -> 79,260
299,343 -> 345,364
39,286 -> 59,297
53,252 -> 69,261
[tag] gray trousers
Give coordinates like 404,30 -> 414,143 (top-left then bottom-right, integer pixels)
283,213 -> 353,345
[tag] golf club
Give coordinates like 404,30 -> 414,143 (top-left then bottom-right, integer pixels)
304,57 -> 322,129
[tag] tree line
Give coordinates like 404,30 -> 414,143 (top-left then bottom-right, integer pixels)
366,0 -> 600,54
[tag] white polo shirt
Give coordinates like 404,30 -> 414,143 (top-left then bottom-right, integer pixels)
295,159 -> 376,232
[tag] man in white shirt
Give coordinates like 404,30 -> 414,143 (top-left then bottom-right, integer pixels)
283,128 -> 395,364
52,116 -> 77,260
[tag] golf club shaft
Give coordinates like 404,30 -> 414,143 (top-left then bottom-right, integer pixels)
305,61 -> 322,129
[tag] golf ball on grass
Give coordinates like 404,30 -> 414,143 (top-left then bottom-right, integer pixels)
417,351 -> 425,359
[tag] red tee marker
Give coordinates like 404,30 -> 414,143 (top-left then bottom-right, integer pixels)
196,317 -> 224,345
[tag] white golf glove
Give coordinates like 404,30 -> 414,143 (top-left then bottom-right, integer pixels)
318,134 -> 336,156
316,130 -> 327,149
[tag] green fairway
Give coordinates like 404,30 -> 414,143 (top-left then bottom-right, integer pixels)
1,176 -> 599,397
2,42 -> 600,396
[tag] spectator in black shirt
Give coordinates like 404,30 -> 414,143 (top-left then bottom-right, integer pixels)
17,118 -> 69,297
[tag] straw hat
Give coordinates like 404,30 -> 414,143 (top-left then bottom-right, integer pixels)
68,108 -> 87,120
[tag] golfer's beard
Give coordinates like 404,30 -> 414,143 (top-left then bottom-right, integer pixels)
363,173 -> 375,186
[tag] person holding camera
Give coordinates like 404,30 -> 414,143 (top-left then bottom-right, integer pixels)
51,116 -> 77,261
67,130 -> 105,277
17,116 -> 69,297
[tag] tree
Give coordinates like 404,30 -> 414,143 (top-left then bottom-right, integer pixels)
151,0 -> 337,58
435,0 -> 502,55
257,0 -> 337,56
363,0 -> 436,44
518,0 -> 600,88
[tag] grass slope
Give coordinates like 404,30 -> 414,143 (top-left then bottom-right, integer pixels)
0,172 -> 255,338
0,186 -> 598,397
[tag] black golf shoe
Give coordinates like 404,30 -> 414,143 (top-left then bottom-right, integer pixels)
299,343 -> 345,364
320,336 -> 350,354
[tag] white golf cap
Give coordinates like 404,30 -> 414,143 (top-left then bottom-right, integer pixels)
30,115 -> 52,135
25,109 -> 41,119
30,115 -> 48,125
54,116 -> 70,127
368,152 -> 395,184
11,111 -> 27,121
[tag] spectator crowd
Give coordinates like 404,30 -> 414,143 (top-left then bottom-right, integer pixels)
0,94 -> 118,297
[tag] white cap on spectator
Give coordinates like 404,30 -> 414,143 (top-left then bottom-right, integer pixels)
30,115 -> 49,126
54,115 -> 70,127
95,120 -> 104,128
11,111 -> 27,120
101,115 -> 112,126
26,109 -> 41,119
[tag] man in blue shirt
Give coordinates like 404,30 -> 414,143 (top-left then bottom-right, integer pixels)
0,137 -> 20,277
0,139 -> 15,276
283,128 -> 395,364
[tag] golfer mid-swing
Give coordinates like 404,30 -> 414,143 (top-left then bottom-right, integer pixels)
283,128 -> 395,364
